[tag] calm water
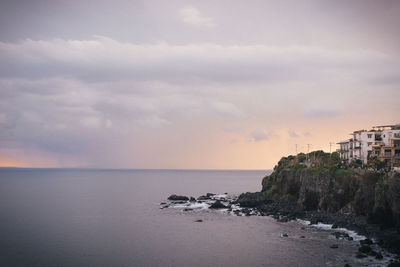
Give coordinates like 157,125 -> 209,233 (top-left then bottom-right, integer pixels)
0,169 -> 375,266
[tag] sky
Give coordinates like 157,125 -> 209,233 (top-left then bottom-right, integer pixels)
0,0 -> 399,169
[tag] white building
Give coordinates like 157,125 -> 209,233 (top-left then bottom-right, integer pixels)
337,124 -> 400,167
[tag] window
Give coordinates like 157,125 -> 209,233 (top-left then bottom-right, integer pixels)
367,134 -> 372,138
368,142 -> 372,146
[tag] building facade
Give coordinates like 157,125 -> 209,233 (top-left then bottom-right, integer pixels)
337,124 -> 400,167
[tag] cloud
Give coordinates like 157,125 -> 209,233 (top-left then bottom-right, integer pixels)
289,130 -> 299,138
1,36 -> 396,85
211,101 -> 245,118
250,129 -> 272,142
179,7 -> 215,28
304,108 -> 342,119
0,36 -> 399,168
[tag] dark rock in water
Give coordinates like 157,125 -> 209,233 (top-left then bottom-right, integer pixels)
233,210 -> 241,216
344,264 -> 351,267
183,208 -> 193,211
198,194 -> 212,200
309,217 -> 319,225
173,201 -> 187,204
189,197 -> 196,202
331,223 -> 339,229
360,238 -> 373,245
330,244 -> 339,249
383,236 -> 400,255
194,219 -> 203,222
358,245 -> 372,253
282,233 -> 288,237
278,216 -> 289,222
300,236 -> 305,238
355,252 -> 367,258
209,200 -> 227,209
375,252 -> 383,259
160,202 -> 167,205
368,250 -> 377,256
206,193 -> 215,197
168,195 -> 189,201
237,192 -> 268,207
347,237 -> 353,241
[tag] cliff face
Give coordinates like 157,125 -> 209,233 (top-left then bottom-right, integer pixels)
239,151 -> 400,230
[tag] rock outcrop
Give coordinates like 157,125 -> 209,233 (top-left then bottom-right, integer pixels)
238,151 -> 400,231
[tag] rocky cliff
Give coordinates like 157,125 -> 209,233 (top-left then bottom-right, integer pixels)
238,151 -> 400,231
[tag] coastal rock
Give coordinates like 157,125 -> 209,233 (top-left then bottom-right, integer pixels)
388,261 -> 400,267
355,252 -> 367,258
330,244 -> 339,249
360,238 -> 373,245
209,200 -> 227,209
375,252 -> 383,259
237,192 -> 269,207
168,195 -> 189,201
197,194 -> 215,200
358,245 -> 372,254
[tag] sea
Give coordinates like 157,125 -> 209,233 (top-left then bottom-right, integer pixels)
0,168 -> 391,267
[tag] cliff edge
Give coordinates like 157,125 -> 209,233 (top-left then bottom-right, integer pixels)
238,151 -> 400,253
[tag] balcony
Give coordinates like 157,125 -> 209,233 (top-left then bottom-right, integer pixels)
374,141 -> 384,146
394,133 -> 400,138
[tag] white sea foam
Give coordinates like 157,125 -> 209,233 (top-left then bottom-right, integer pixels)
172,202 -> 209,209
213,194 -> 228,200
296,219 -> 366,241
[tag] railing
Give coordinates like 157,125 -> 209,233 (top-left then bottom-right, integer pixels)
394,133 -> 400,138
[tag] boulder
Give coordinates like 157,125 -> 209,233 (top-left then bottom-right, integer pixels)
355,252 -> 367,258
209,200 -> 227,209
359,238 -> 373,245
358,245 -> 371,253
168,195 -> 189,201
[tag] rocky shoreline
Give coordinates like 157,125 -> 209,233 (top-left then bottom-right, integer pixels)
237,193 -> 400,266
162,192 -> 400,266
162,151 -> 400,266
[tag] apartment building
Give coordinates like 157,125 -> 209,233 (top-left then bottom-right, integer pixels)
337,124 -> 400,167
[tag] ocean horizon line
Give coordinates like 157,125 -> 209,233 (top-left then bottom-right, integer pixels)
0,167 -> 271,172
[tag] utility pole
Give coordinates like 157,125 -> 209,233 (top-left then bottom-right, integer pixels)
295,144 -> 298,155
329,142 -> 334,158
307,144 -> 311,161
